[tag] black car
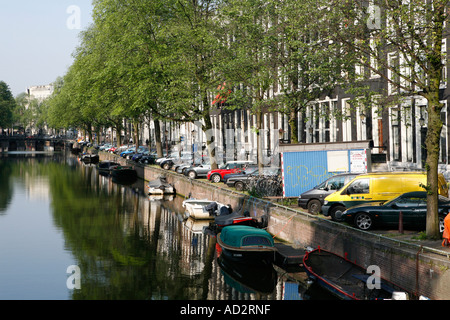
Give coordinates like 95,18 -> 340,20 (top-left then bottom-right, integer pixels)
223,166 -> 258,183
339,191 -> 449,231
139,152 -> 158,165
225,167 -> 280,191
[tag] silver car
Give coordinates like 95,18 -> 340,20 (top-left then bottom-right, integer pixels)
184,163 -> 211,179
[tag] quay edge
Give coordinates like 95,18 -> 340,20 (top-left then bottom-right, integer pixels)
99,151 -> 450,300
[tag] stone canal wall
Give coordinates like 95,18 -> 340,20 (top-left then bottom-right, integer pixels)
99,152 -> 450,300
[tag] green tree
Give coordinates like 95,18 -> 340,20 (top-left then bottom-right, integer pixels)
324,0 -> 449,238
217,0 -> 280,170
157,0 -> 228,168
273,0 -> 356,143
0,81 -> 15,132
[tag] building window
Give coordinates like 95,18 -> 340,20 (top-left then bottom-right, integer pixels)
403,105 -> 413,162
342,99 -> 352,142
321,102 -> 331,142
388,53 -> 399,95
441,39 -> 447,89
440,104 -> 447,164
391,107 -> 401,161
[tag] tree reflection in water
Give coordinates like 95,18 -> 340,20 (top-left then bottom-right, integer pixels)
0,153 -> 323,300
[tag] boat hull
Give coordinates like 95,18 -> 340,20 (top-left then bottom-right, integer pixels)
81,154 -> 99,164
217,226 -> 276,265
182,199 -> 224,220
148,186 -> 175,195
303,248 -> 411,300
147,176 -> 176,195
111,167 -> 137,184
97,161 -> 120,176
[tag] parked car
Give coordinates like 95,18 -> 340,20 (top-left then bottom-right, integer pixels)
126,146 -> 149,160
172,154 -> 195,172
175,157 -> 208,175
156,151 -> 187,165
338,191 -> 449,231
223,165 -> 258,183
298,173 -> 359,214
225,167 -> 280,191
114,145 -> 129,155
139,152 -> 158,165
120,146 -> 136,158
184,162 -> 212,179
99,143 -> 112,151
207,161 -> 254,183
132,150 -> 150,162
322,171 -> 449,221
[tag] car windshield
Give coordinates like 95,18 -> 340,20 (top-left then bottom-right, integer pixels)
384,193 -> 427,206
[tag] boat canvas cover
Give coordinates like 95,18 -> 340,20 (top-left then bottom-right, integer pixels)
220,226 -> 274,248
148,176 -> 171,188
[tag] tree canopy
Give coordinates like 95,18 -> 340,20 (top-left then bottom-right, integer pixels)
44,0 -> 449,236
0,81 -> 15,130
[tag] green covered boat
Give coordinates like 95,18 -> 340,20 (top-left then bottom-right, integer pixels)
216,225 -> 276,264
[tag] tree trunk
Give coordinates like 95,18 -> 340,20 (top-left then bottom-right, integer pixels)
154,119 -> 163,157
114,120 -> 122,146
256,110 -> 264,171
133,120 -> 140,150
425,94 -> 444,238
289,110 -> 298,144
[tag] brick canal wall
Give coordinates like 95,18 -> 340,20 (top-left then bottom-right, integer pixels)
100,152 -> 450,300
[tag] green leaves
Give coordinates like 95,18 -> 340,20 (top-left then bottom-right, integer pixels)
0,81 -> 15,129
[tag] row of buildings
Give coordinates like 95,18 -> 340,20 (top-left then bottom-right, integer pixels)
30,71 -> 448,174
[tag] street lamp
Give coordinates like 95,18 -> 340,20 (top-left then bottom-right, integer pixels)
419,107 -> 426,127
278,128 -> 284,144
360,110 -> 366,124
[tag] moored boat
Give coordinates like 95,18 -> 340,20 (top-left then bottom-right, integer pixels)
147,176 -> 176,195
110,165 -> 137,184
182,199 -> 229,220
97,160 -> 120,175
303,247 -> 415,300
81,153 -> 99,164
213,210 -> 260,231
216,225 -> 276,264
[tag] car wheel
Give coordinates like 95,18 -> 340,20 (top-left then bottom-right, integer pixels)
211,174 -> 221,183
354,212 -> 373,230
307,199 -> 321,214
163,162 -> 171,170
188,171 -> 197,179
329,205 -> 346,221
235,181 -> 245,191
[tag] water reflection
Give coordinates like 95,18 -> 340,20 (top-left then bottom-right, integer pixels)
0,153 -> 325,300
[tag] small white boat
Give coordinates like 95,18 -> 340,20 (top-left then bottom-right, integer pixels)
147,176 -> 176,195
182,199 -> 230,220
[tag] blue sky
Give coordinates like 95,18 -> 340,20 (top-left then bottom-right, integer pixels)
0,1 -> 93,97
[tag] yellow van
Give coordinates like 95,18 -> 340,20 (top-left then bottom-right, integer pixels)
321,172 -> 449,220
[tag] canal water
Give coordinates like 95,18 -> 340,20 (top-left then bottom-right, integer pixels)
0,153 -> 333,300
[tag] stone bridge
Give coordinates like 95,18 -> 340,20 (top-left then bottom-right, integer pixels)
0,136 -> 72,152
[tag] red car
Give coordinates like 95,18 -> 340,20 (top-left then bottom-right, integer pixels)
207,161 -> 254,183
